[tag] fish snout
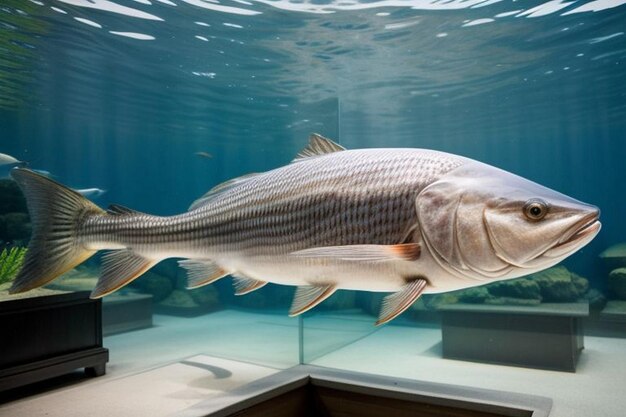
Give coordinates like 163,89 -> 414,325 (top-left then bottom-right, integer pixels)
544,205 -> 601,259
570,207 -> 601,243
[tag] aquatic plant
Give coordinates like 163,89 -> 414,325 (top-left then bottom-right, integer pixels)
0,247 -> 27,285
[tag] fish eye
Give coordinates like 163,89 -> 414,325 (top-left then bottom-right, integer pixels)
523,199 -> 548,221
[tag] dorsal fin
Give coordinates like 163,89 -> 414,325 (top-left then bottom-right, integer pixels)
107,204 -> 139,216
188,173 -> 260,211
292,133 -> 346,163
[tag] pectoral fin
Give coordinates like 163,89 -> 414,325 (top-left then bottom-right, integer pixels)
291,243 -> 420,262
376,278 -> 427,325
179,259 -> 230,289
232,274 -> 267,295
289,284 -> 336,316
92,250 -> 158,298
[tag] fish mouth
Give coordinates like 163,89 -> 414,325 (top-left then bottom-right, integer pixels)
559,212 -> 600,246
543,212 -> 601,259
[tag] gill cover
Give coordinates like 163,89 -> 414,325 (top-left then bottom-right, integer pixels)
416,176 -> 510,278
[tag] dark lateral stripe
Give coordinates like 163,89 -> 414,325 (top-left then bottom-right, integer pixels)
84,196 -> 417,250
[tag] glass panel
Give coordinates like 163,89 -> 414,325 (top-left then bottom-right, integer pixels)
300,290 -> 380,363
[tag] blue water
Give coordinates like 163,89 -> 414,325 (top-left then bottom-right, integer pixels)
1,0 -> 626,366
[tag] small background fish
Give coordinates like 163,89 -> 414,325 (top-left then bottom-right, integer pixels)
195,151 -> 213,159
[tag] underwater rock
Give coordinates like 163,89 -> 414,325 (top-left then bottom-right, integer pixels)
451,266 -> 591,304
581,288 -> 607,311
487,278 -> 542,300
152,259 -> 180,282
159,289 -> 199,308
424,293 -> 459,310
175,273 -> 190,291
484,297 -> 542,306
132,270 -> 174,302
531,266 -> 588,302
608,268 -> 626,300
571,272 -> 589,295
457,287 -> 493,304
454,279 -> 544,306
599,243 -> 626,270
188,285 -> 220,307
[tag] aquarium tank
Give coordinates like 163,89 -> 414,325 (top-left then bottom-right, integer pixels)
0,0 -> 625,416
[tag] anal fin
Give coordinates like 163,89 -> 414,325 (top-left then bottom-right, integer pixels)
179,259 -> 230,289
232,274 -> 267,295
92,250 -> 158,298
376,278 -> 427,325
289,284 -> 336,316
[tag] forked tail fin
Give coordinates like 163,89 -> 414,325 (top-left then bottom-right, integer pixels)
9,168 -> 104,293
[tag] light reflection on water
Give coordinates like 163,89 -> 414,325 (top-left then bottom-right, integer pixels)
1,0 -> 624,129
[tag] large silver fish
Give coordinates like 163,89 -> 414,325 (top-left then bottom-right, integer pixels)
9,135 -> 601,324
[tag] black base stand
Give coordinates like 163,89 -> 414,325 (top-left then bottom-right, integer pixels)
439,302 -> 588,372
0,291 -> 109,392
